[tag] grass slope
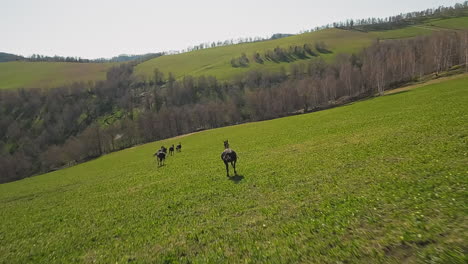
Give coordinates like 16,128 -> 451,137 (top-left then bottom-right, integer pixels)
135,17 -> 468,81
1,75 -> 467,263
135,28 -> 376,80
426,16 -> 468,29
0,62 -> 116,90
1,17 -> 466,90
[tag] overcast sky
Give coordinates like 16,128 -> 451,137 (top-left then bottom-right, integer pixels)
1,0 -> 463,59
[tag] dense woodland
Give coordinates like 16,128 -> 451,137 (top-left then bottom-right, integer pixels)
1,30 -> 467,183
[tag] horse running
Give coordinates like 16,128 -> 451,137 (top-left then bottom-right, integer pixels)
154,146 -> 167,166
176,142 -> 182,152
221,140 -> 237,177
168,145 -> 174,156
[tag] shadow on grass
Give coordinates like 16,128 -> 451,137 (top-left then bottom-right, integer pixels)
228,174 -> 244,183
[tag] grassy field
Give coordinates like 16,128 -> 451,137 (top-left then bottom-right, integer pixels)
134,17 -> 468,81
0,61 -> 116,90
1,74 -> 467,263
1,17 -> 466,90
135,28 -> 376,80
426,16 -> 468,29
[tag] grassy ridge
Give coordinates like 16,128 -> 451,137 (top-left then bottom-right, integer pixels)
134,17 -> 468,80
135,28 -> 377,80
426,16 -> 468,29
0,61 -> 116,90
1,75 -> 466,263
1,17 -> 466,90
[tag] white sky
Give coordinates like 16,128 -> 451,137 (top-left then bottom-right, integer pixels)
1,0 -> 463,59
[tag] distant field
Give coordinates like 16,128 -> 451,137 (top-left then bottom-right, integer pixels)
0,61 -> 116,90
426,16 -> 468,29
135,28 -> 376,80
0,17 -> 466,90
135,17 -> 468,80
1,75 -> 466,263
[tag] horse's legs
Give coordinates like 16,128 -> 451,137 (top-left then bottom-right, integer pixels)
232,161 -> 237,175
225,162 -> 229,177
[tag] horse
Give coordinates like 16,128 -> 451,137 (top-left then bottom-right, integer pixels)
154,146 -> 167,166
221,140 -> 237,177
169,144 -> 174,156
176,142 -> 182,152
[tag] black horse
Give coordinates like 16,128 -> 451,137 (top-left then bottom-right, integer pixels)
176,142 -> 182,152
154,146 -> 167,166
221,140 -> 237,177
169,145 -> 174,156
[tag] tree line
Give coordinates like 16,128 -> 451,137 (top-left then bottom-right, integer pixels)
231,42 -> 331,68
175,3 -> 468,55
1,30 -> 467,183
21,53 -> 164,63
170,3 -> 468,55
300,2 -> 468,33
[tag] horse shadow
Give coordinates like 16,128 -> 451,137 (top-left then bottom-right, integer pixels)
228,174 -> 244,183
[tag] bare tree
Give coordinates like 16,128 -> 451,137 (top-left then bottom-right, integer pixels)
464,31 -> 468,72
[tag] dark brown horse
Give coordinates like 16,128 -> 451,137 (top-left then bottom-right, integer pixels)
169,144 -> 174,156
176,142 -> 182,152
154,146 -> 167,166
221,140 -> 237,177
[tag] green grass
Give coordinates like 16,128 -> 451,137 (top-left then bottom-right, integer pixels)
1,17 -> 466,89
1,75 -> 467,263
425,16 -> 468,29
0,61 -> 116,90
369,26 -> 433,39
135,17 -> 468,81
135,28 -> 376,80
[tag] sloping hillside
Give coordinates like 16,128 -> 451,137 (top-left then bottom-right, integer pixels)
136,28 -> 376,80
0,61 -> 116,90
0,52 -> 24,62
134,17 -> 468,80
1,16 -> 467,90
426,16 -> 468,29
1,75 -> 466,263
